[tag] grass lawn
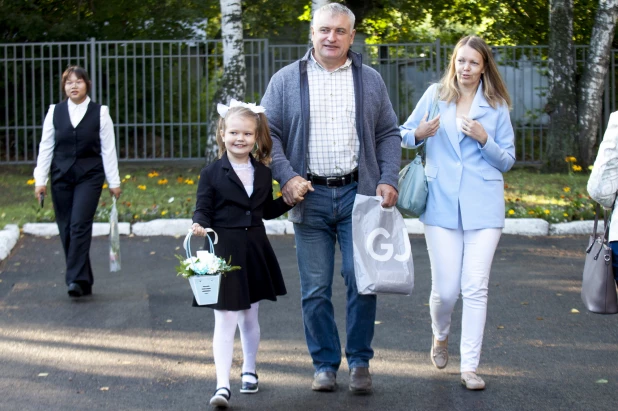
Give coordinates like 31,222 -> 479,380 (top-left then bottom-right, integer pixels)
0,163 -> 594,228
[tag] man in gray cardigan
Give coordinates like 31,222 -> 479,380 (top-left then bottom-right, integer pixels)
261,3 -> 401,394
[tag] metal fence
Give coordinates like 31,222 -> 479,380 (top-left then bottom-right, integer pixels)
1,39 -> 617,165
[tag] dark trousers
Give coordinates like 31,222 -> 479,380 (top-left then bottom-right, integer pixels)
51,163 -> 105,287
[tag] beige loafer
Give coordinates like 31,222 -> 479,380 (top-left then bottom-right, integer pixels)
430,336 -> 448,369
461,372 -> 486,390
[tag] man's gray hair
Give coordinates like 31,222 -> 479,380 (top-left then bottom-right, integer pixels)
312,3 -> 356,29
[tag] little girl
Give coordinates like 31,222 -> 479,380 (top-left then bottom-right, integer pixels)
191,99 -> 312,408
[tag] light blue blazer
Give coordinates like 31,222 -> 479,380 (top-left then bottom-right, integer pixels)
400,83 -> 515,230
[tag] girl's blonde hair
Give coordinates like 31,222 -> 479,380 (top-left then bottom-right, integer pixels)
216,106 -> 273,165
439,35 -> 512,109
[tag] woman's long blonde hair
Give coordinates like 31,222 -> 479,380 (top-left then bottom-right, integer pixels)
216,107 -> 273,165
439,35 -> 511,109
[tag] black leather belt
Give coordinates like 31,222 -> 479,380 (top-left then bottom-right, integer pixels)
307,170 -> 358,188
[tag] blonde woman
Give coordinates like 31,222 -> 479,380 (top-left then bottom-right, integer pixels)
400,36 -> 515,390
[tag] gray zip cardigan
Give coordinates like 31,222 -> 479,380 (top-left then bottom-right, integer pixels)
261,48 -> 402,223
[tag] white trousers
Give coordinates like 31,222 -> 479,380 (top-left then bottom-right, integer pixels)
424,224 -> 502,373
212,303 -> 260,389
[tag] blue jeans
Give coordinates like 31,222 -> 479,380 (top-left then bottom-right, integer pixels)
610,242 -> 618,284
293,182 -> 376,373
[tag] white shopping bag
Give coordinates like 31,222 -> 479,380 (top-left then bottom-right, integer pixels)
352,194 -> 414,295
109,197 -> 121,272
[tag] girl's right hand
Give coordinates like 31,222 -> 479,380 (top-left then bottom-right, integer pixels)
296,181 -> 314,199
191,223 -> 207,237
414,112 -> 441,142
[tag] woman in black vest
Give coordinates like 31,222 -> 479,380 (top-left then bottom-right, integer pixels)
33,65 -> 121,297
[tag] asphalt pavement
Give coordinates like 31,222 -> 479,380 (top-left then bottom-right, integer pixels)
0,234 -> 617,411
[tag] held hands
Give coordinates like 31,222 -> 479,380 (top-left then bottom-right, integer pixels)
296,180 -> 314,198
414,112 -> 441,142
461,116 -> 488,146
282,176 -> 315,206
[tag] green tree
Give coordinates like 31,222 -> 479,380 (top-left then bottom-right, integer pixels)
0,0 -> 216,42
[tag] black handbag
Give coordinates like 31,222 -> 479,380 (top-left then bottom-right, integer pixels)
581,204 -> 618,314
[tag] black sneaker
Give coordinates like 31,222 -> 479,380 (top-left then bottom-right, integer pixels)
240,372 -> 258,394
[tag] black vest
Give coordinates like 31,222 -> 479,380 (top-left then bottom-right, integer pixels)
51,99 -> 103,177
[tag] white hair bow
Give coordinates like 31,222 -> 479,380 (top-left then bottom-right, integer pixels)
217,98 -> 266,118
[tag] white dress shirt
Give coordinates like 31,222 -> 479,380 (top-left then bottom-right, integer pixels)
306,52 -> 359,177
33,96 -> 121,188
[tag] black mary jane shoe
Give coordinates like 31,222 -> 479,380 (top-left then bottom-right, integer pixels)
209,387 -> 231,408
240,372 -> 259,394
67,282 -> 84,297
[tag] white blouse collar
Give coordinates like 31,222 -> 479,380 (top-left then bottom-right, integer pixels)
67,95 -> 91,109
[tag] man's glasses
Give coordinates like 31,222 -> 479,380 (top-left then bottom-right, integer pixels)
65,80 -> 85,88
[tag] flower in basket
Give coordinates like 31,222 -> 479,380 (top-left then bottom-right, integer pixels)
175,252 -> 240,279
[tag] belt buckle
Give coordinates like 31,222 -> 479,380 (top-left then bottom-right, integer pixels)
326,176 -> 343,188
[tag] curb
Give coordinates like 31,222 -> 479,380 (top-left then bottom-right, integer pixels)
0,225 -> 19,261
1,218 -> 600,262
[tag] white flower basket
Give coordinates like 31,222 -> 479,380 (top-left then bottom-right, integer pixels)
183,229 -> 222,305
189,274 -> 221,305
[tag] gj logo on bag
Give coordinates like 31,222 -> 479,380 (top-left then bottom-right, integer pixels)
352,194 -> 414,296
366,228 -> 411,262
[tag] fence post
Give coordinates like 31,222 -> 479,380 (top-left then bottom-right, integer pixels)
263,38 -> 270,86
90,38 -> 97,102
435,38 -> 441,81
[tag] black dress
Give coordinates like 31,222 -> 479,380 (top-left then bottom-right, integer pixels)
191,153 -> 291,310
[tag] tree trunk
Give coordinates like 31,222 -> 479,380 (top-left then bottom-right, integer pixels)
205,0 -> 246,163
546,0 -> 578,172
577,0 -> 618,167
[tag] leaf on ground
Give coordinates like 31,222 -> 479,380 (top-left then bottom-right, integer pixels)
497,325 -> 505,329
596,379 -> 608,384
100,387 -> 109,391
521,301 -> 529,305
13,262 -> 20,266
175,246 -> 180,250
571,308 -> 580,314
556,293 -> 563,296
536,317 -> 544,320
423,303 -> 429,306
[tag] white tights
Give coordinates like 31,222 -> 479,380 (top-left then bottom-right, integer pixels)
424,224 -> 502,373
212,303 -> 260,389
